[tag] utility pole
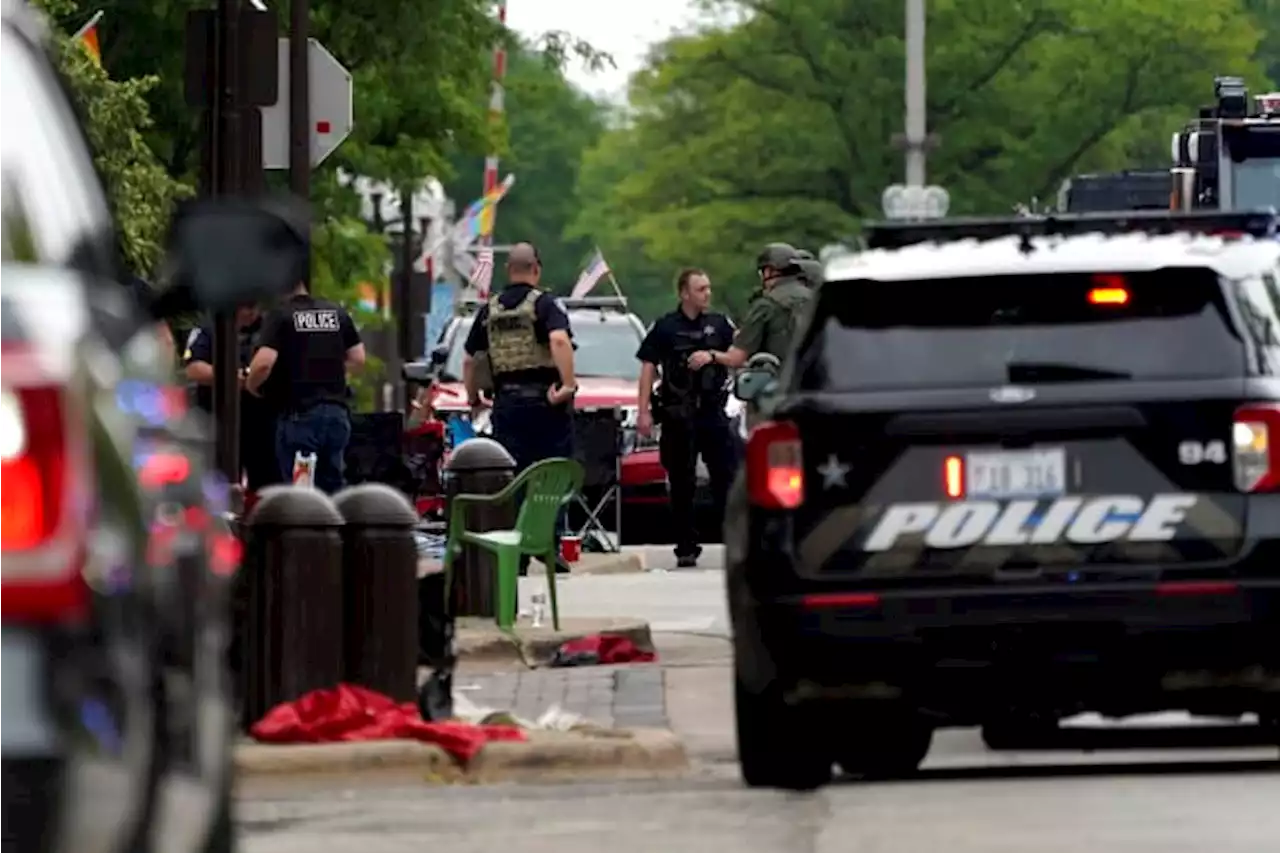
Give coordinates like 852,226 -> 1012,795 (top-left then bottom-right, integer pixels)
904,0 -> 927,187
289,0 -> 310,279
211,0 -> 244,485
395,189 -> 415,411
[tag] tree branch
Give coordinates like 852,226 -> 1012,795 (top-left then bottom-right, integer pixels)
1032,57 -> 1151,199
931,12 -> 1054,130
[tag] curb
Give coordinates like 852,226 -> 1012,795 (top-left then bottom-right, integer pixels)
235,739 -> 461,781
456,619 -> 654,667
533,552 -> 644,575
234,727 -> 687,785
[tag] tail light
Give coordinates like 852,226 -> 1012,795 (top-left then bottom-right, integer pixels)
1,372 -> 87,623
1232,403 -> 1280,492
746,420 -> 804,509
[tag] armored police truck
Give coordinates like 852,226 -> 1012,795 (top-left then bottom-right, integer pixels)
1058,170 -> 1171,213
1170,76 -> 1279,211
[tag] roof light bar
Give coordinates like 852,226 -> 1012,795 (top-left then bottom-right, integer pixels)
863,210 -> 1279,251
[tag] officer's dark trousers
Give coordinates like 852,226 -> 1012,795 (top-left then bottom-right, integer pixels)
276,402 -> 352,494
491,391 -> 574,473
243,412 -> 281,492
660,411 -> 737,558
492,390 -> 575,557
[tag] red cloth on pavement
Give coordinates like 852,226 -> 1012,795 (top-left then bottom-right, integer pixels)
552,634 -> 657,667
249,683 -> 526,763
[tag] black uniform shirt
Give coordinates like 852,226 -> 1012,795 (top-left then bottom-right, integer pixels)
258,294 -> 361,413
183,316 -> 270,417
463,284 -> 571,388
637,307 -> 734,404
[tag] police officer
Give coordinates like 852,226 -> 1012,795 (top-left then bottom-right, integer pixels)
182,303 -> 281,492
245,281 -> 366,493
637,268 -> 737,568
722,242 -> 813,368
793,248 -> 825,288
463,242 -> 578,472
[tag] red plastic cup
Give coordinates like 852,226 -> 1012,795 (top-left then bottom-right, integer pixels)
560,535 -> 582,564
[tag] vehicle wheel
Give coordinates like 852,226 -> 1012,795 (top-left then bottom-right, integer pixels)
734,675 -> 831,790
834,708 -> 933,778
980,713 -> 1057,751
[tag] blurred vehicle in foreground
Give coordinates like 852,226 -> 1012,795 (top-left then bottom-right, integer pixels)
1,2 -> 305,849
727,209 -> 1280,790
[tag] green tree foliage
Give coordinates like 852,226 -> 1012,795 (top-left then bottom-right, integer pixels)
33,0 -> 192,276
575,0 -> 1266,312
1245,0 -> 1280,82
442,43 -> 607,290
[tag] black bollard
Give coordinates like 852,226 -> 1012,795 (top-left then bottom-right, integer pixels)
442,438 -> 517,619
241,485 -> 344,728
333,483 -> 419,703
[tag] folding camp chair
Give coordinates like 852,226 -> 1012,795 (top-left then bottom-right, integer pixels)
571,408 -> 623,552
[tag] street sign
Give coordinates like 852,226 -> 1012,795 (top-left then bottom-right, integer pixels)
261,38 -> 353,169
882,184 -> 950,220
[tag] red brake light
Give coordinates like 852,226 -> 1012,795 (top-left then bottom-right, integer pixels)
1,379 -> 87,624
1,386 -> 66,550
1233,403 -> 1280,492
1088,287 -> 1129,305
746,420 -> 804,509
944,455 -> 964,499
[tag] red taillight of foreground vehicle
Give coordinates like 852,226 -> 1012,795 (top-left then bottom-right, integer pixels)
1,386 -> 66,550
1232,403 -> 1280,492
746,420 -> 804,509
1,379 -> 87,623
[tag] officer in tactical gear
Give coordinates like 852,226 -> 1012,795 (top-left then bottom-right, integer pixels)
462,242 -> 578,473
793,248 -> 824,288
636,268 -> 737,567
722,242 -> 813,368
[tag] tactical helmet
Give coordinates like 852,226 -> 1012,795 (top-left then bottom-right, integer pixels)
756,242 -> 800,275
796,258 -> 824,287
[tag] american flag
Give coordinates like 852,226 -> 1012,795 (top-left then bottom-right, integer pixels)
570,249 -> 610,298
469,245 -> 494,298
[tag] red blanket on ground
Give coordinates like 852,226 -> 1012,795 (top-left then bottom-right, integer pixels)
249,683 -> 526,763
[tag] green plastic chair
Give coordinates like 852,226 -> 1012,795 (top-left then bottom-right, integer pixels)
442,457 -> 584,630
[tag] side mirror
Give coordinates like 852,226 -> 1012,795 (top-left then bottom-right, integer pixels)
150,195 -> 309,319
734,368 -> 777,403
402,361 -> 433,382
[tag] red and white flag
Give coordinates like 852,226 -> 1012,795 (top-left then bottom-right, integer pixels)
570,249 -> 610,298
469,245 -> 494,298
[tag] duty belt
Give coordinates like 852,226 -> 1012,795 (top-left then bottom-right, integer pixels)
495,383 -> 547,400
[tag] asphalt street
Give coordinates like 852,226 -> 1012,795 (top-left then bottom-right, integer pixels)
238,562 -> 1280,853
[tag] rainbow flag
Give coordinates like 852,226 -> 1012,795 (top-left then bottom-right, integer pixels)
453,174 -> 515,243
73,11 -> 104,67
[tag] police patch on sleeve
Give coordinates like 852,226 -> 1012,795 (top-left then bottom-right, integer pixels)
293,309 -> 340,332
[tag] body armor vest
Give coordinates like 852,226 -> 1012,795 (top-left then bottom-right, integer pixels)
486,290 -> 555,376
760,279 -> 812,358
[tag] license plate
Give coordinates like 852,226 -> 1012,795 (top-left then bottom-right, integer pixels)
966,448 -> 1066,499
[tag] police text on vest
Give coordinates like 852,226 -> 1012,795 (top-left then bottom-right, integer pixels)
293,310 -> 340,332
861,494 -> 1199,551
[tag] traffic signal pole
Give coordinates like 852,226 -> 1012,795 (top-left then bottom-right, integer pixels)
211,0 -> 244,486
289,0 -> 310,279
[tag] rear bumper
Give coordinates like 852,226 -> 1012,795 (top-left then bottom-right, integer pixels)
742,582 -> 1280,720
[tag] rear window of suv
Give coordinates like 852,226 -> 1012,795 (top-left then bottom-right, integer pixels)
801,268 -> 1243,391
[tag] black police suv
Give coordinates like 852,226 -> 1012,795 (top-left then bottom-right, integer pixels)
727,209 -> 1280,790
2,1 -> 300,849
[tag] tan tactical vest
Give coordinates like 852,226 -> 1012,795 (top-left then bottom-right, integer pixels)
486,290 -> 555,375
